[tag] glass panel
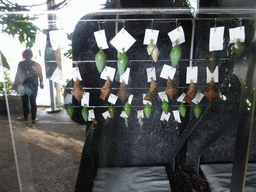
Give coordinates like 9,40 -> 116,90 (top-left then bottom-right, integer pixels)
0,4 -> 256,192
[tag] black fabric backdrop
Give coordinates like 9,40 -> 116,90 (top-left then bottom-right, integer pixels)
67,10 -> 256,170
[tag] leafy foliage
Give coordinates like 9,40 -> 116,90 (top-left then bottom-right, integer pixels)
0,51 -> 10,69
64,32 -> 73,59
0,14 -> 39,49
0,68 -> 16,95
63,46 -> 72,59
0,2 -> 40,49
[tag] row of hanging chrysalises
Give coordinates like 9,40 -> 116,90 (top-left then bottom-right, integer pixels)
66,23 -> 246,126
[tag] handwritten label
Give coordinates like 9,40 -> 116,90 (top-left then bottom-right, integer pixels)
168,26 -> 185,47
143,29 -> 159,45
81,92 -> 90,107
108,93 -> 118,105
173,110 -> 181,123
120,111 -> 128,118
94,29 -> 109,49
160,64 -> 176,80
209,26 -> 225,51
64,93 -> 72,105
110,28 -> 136,53
143,94 -> 152,105
229,26 -> 245,44
160,111 -> 171,121
137,110 -> 144,119
206,66 -> 219,83
128,94 -> 134,105
146,67 -> 156,82
158,91 -> 168,102
100,66 -> 116,81
102,110 -> 111,120
177,92 -> 186,103
191,92 -> 204,104
120,67 -> 130,84
186,66 -> 198,84
88,109 -> 95,121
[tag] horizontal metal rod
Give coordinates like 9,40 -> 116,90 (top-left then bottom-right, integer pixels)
79,17 -> 255,22
89,8 -> 256,16
47,57 -> 230,63
65,85 -> 210,90
0,8 -> 256,16
71,58 -> 231,63
64,104 -> 207,108
79,18 -> 192,22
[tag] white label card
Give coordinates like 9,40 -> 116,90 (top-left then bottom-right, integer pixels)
137,110 -> 144,119
0,66 -> 4,82
143,94 -> 152,105
81,92 -> 90,107
209,26 -> 225,51
110,28 -> 136,53
120,111 -> 128,118
120,67 -> 130,84
143,29 -> 159,45
49,30 -> 67,50
88,109 -> 95,121
158,91 -> 168,102
160,64 -> 176,80
160,111 -> 171,121
100,66 -> 116,81
64,93 -> 72,105
186,66 -> 198,84
168,26 -> 185,47
108,93 -> 118,105
51,67 -> 62,82
94,29 -> 109,49
102,110 -> 111,120
146,67 -> 156,82
72,67 -> 82,81
191,92 -> 204,104
206,66 -> 219,83
229,26 -> 245,44
177,92 -> 186,103
128,94 -> 134,105
173,110 -> 181,123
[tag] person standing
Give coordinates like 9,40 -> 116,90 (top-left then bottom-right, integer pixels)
13,49 -> 44,123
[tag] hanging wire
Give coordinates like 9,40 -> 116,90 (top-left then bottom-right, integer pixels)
214,18 -> 217,32
189,18 -> 196,68
98,20 -> 101,31
239,18 -> 242,26
239,18 -> 243,31
176,18 -> 179,29
122,19 -> 125,29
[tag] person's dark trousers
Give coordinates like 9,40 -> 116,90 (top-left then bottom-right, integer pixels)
21,88 -> 38,120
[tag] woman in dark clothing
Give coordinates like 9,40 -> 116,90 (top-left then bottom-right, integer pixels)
13,49 -> 44,123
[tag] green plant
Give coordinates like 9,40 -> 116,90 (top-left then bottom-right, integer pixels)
63,33 -> 73,59
0,2 -> 40,49
0,68 -> 16,95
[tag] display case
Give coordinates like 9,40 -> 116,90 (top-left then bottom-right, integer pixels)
1,4 -> 256,192
67,7 -> 256,192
